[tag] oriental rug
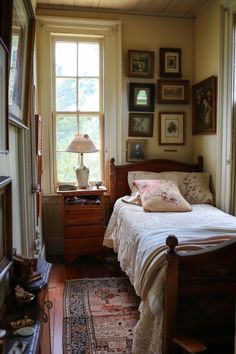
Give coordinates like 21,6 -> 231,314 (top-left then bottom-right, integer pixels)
63,277 -> 140,354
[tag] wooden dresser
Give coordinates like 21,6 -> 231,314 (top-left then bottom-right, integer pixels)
58,186 -> 107,263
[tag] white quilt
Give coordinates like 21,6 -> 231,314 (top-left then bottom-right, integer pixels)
103,198 -> 236,354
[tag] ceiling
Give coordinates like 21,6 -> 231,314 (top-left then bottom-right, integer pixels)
36,0 -> 213,19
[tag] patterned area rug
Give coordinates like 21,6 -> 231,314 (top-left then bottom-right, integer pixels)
63,277 -> 140,354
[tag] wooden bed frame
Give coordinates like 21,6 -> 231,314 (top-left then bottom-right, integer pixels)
108,156 -> 236,354
109,156 -> 203,205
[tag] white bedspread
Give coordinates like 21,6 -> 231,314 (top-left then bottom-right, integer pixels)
103,198 -> 236,354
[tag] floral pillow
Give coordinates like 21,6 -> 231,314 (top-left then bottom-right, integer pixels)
128,171 -> 214,205
157,172 -> 214,205
133,179 -> 192,212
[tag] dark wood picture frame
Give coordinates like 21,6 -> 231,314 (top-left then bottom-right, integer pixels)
127,49 -> 154,78
0,38 -> 9,154
0,177 -> 12,283
0,0 -> 13,51
160,48 -> 182,78
159,112 -> 185,145
157,80 -> 190,104
129,82 -> 155,112
129,113 -> 153,137
9,0 -> 35,129
127,139 -> 148,162
192,76 -> 217,135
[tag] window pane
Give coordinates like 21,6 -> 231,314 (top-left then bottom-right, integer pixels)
57,152 -> 78,183
56,115 -> 77,151
55,42 -> 77,76
56,78 -> 76,111
78,42 -> 99,76
78,78 -> 99,111
79,115 -> 100,149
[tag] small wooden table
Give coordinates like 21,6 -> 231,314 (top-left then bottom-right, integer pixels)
57,186 -> 107,263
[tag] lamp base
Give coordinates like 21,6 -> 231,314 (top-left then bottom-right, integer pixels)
74,166 -> 89,189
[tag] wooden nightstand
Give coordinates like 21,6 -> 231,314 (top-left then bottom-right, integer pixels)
57,186 -> 107,263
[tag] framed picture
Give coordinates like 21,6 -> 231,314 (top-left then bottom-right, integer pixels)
157,80 -> 190,104
159,112 -> 185,145
192,76 -> 217,135
127,139 -> 147,162
127,50 -> 154,78
129,113 -> 153,137
9,0 -> 35,128
129,83 -> 155,112
0,39 -> 9,154
160,48 -> 182,78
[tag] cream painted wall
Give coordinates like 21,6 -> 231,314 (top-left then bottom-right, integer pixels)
37,8 -> 195,166
193,0 -> 221,189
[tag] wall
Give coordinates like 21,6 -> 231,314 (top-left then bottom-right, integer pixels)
193,0 -> 221,188
37,8 -> 195,165
36,8 -> 196,255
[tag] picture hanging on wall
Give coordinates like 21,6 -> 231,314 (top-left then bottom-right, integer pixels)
159,48 -> 182,78
157,80 -> 190,104
126,139 -> 148,162
129,83 -> 155,112
127,50 -> 154,78
159,112 -> 185,145
192,76 -> 217,135
129,113 -> 153,137
8,0 -> 35,128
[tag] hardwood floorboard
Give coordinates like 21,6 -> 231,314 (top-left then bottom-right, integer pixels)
47,251 -> 125,354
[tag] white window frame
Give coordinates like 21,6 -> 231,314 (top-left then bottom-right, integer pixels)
36,16 -> 122,194
51,36 -> 104,186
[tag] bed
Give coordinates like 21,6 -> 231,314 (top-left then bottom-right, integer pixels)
103,157 -> 236,354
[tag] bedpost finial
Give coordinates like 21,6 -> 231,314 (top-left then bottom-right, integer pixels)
166,235 -> 178,251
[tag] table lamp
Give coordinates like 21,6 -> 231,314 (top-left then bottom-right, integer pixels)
66,133 -> 97,189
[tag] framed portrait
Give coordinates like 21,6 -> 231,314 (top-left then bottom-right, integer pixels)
160,48 -> 182,78
127,139 -> 147,162
157,80 -> 190,104
159,112 -> 185,145
192,76 -> 217,135
9,0 -> 35,128
129,83 -> 155,112
0,39 -> 9,154
127,50 -> 154,78
129,113 -> 153,137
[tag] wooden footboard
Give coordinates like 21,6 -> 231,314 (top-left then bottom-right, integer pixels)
164,235 -> 236,354
109,156 -> 203,205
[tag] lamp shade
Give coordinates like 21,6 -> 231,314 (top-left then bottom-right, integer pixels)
66,134 -> 98,153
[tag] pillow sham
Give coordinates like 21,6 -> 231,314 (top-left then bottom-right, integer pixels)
157,172 -> 214,205
128,170 -> 214,205
133,179 -> 192,212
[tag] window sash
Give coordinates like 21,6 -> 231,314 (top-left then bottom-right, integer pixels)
52,36 -> 104,187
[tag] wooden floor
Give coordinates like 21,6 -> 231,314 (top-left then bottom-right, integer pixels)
47,251 -> 125,354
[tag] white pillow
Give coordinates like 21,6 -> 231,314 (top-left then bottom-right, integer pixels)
128,171 -> 214,205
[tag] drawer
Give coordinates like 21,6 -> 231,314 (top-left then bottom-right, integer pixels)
65,237 -> 103,254
64,209 -> 103,226
65,225 -> 104,238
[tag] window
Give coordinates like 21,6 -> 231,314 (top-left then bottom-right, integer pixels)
53,38 -> 103,185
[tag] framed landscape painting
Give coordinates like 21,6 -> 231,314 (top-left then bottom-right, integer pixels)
157,80 -> 190,104
127,50 -> 154,78
129,83 -> 155,112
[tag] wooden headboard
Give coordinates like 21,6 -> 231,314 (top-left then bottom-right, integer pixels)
109,156 -> 203,205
